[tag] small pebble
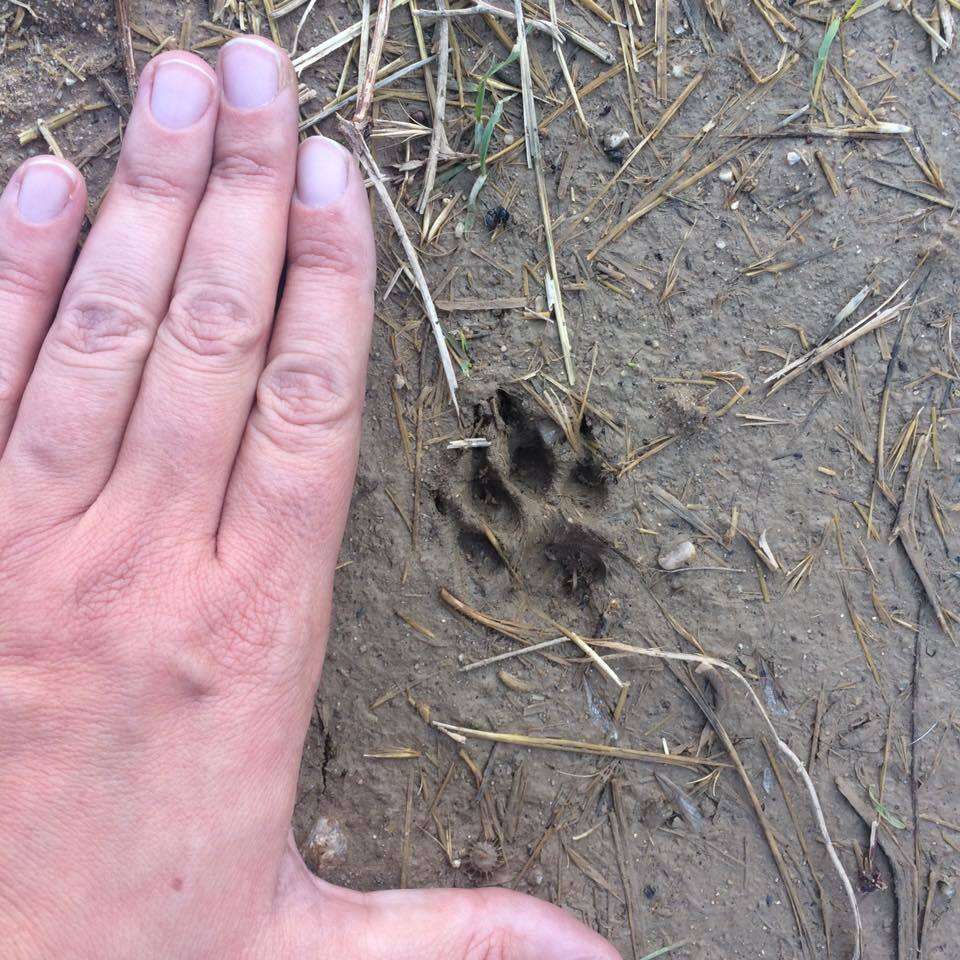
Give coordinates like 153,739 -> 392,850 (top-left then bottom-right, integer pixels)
671,63 -> 684,78
715,239 -> 727,250
786,150 -> 803,166
303,816 -> 348,871
603,129 -> 630,151
717,167 -> 735,183
658,540 -> 696,570
503,131 -> 515,146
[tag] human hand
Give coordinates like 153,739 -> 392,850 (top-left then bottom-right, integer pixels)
0,37 -> 619,960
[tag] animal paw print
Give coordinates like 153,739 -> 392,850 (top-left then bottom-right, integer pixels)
433,388 -> 618,605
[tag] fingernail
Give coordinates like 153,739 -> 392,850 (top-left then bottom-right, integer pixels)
17,159 -> 77,223
150,59 -> 215,129
221,37 -> 282,109
296,137 -> 350,208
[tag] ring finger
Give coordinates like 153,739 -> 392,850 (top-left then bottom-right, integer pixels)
1,51 -> 218,522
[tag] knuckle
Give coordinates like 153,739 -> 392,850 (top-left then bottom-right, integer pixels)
198,566 -> 286,675
209,149 -> 285,193
289,232 -> 374,293
73,534 -> 147,622
116,166 -> 194,207
256,352 -> 360,438
164,283 -> 265,359
49,294 -> 154,359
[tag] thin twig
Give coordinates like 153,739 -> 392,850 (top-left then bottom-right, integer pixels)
417,0 -> 450,213
416,1 -> 564,41
512,0 -> 575,383
548,0 -> 586,126
339,121 -> 460,413
354,0 -> 393,130
114,0 -> 138,101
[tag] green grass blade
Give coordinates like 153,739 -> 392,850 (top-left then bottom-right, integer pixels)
844,0 -> 865,19
639,941 -> 695,960
811,15 -> 841,98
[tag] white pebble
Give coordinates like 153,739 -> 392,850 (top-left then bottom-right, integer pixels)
603,129 -> 630,150
786,150 -> 803,166
658,540 -> 697,571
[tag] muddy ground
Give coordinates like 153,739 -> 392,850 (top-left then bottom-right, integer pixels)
3,0 -> 959,957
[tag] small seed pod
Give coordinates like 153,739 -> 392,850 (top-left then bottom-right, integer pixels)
466,840 -> 500,875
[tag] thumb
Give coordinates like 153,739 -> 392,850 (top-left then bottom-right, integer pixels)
269,837 -> 621,960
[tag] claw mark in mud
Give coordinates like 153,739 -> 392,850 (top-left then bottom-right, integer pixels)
470,449 -> 522,524
496,389 -> 560,493
433,491 -> 509,571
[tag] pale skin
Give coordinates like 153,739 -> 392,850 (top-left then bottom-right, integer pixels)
0,37 -> 620,960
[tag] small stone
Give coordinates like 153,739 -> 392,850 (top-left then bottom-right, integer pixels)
717,167 -> 735,183
671,63 -> 684,78
658,539 -> 696,570
786,150 -> 803,166
503,131 -> 515,146
603,129 -> 630,151
303,816 -> 347,872
715,238 -> 727,250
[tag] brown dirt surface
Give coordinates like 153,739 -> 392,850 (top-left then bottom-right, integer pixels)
4,0 -> 960,957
